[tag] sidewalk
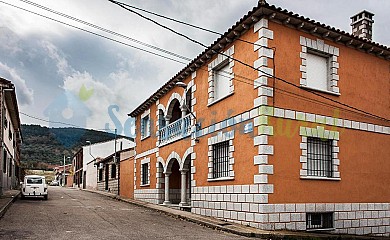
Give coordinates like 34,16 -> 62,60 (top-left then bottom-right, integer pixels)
0,190 -> 20,219
83,189 -> 384,240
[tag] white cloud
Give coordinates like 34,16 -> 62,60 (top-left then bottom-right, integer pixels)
0,62 -> 34,106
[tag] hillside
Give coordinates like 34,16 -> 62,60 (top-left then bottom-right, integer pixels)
20,124 -> 128,170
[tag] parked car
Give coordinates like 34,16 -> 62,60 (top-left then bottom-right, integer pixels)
21,175 -> 48,200
50,180 -> 59,186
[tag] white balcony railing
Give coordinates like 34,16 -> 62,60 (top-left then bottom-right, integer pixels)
159,114 -> 191,145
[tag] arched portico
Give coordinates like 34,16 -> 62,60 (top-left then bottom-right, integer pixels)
162,151 -> 191,206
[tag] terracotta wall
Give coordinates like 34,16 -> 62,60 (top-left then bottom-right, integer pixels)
269,117 -> 390,203
120,157 -> 134,199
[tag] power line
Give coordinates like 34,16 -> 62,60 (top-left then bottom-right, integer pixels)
110,1 -> 271,49
0,1 -> 187,64
20,112 -> 116,132
6,1 -> 388,123
18,0 -> 192,62
109,0 -> 389,123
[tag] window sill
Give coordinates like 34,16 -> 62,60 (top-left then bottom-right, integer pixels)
306,228 -> 335,232
207,92 -> 234,107
207,176 -> 234,182
141,135 -> 151,141
140,183 -> 150,187
300,86 -> 341,96
300,176 -> 341,181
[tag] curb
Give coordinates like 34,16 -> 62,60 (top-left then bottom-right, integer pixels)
0,191 -> 20,219
82,189 -> 385,240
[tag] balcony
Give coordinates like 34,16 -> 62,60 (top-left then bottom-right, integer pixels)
159,114 -> 192,146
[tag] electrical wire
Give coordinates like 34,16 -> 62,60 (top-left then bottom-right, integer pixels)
17,0 -> 192,62
109,0 -> 389,123
20,112 -> 117,132
0,1 -> 187,64
6,1 -> 388,123
110,0 -> 273,49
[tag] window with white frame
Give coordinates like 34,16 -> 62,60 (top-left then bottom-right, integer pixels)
300,37 -> 340,94
306,52 -> 330,91
213,62 -> 231,100
207,130 -> 235,180
212,141 -> 230,178
207,46 -> 234,105
141,163 -> 149,185
140,114 -> 150,139
299,126 -> 340,180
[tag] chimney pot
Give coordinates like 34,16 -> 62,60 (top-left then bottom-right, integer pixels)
350,10 -> 374,41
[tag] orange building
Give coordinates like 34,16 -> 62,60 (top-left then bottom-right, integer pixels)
128,1 -> 389,236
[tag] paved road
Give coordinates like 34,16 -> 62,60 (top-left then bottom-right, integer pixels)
0,187 -> 248,240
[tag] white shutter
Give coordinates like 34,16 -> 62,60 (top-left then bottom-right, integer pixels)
214,64 -> 231,99
306,53 -> 328,91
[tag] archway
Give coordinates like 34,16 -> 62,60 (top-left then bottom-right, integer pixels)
166,99 -> 181,124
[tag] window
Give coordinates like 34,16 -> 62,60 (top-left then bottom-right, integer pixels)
306,52 -> 329,91
212,141 -> 230,179
213,63 -> 231,100
141,115 -> 150,139
110,164 -> 116,178
299,126 -> 340,180
3,151 -> 6,173
8,158 -> 12,177
306,212 -> 333,230
8,122 -> 12,140
300,37 -> 340,94
98,168 -> 103,181
141,163 -> 149,185
307,137 -> 333,177
27,178 -> 43,184
207,46 -> 234,105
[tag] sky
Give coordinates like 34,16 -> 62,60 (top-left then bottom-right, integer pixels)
0,0 -> 389,137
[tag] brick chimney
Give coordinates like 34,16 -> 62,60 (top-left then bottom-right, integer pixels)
350,10 -> 374,41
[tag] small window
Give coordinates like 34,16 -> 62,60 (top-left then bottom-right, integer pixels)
306,52 -> 329,91
98,168 -> 103,181
8,158 -> 12,177
307,137 -> 333,177
111,164 -> 116,178
141,115 -> 150,139
306,212 -> 333,230
3,151 -> 7,173
213,63 -> 231,100
4,118 -> 7,129
212,141 -> 230,179
141,163 -> 149,185
27,178 -> 43,184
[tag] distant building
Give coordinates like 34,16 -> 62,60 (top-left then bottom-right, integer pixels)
96,147 -> 135,195
0,78 -> 22,195
72,138 -> 135,190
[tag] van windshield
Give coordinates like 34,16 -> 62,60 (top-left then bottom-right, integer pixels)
27,178 -> 43,184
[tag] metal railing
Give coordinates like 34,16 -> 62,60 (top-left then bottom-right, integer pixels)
159,114 -> 192,145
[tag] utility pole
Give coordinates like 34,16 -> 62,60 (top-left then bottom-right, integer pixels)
63,155 -> 65,187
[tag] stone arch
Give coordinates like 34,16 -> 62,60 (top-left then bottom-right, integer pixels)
165,92 -> 182,117
181,147 -> 193,170
164,151 -> 181,173
157,156 -> 165,169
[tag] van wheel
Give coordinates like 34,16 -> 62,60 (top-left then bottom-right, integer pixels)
44,195 -> 48,200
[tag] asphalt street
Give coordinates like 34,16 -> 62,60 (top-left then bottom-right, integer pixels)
0,187 -> 249,240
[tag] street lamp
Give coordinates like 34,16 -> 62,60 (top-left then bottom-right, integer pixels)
175,81 -> 197,121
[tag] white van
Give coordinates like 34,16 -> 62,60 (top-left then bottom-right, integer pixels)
21,175 -> 48,200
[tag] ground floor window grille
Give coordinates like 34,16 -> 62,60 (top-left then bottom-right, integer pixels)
306,212 -> 333,230
141,163 -> 149,185
212,141 -> 229,178
307,137 -> 333,177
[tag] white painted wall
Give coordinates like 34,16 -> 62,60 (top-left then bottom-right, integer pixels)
83,138 -> 135,190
